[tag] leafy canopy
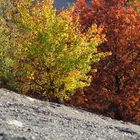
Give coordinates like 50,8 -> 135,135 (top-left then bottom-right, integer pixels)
3,0 -> 106,101
70,0 -> 140,124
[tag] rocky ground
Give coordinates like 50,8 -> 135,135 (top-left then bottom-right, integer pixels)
0,88 -> 140,140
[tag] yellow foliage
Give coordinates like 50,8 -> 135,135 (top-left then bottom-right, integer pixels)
1,0 -> 106,101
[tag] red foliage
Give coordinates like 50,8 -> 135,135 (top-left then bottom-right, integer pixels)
68,0 -> 140,124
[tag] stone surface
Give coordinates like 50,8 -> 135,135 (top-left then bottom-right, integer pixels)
0,88 -> 140,140
53,0 -> 75,9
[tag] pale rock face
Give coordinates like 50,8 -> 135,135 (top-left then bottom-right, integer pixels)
53,0 -> 75,9
53,0 -> 91,9
7,120 -> 23,128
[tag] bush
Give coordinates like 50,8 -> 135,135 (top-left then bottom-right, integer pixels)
0,0 -> 106,101
0,0 -> 19,90
70,0 -> 140,124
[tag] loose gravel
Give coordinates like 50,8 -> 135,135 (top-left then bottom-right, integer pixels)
0,88 -> 140,140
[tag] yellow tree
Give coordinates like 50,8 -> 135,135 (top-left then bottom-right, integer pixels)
5,0 -> 106,101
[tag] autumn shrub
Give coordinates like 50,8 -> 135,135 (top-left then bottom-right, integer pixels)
68,0 -> 140,124
0,0 -> 106,101
0,0 -> 20,90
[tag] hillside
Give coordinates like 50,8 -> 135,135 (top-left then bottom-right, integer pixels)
0,89 -> 140,140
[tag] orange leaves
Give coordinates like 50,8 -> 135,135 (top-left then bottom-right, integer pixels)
118,93 -> 140,123
91,0 -> 104,8
68,0 -> 140,124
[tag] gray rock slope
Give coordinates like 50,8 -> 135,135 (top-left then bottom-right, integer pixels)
0,89 -> 140,140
